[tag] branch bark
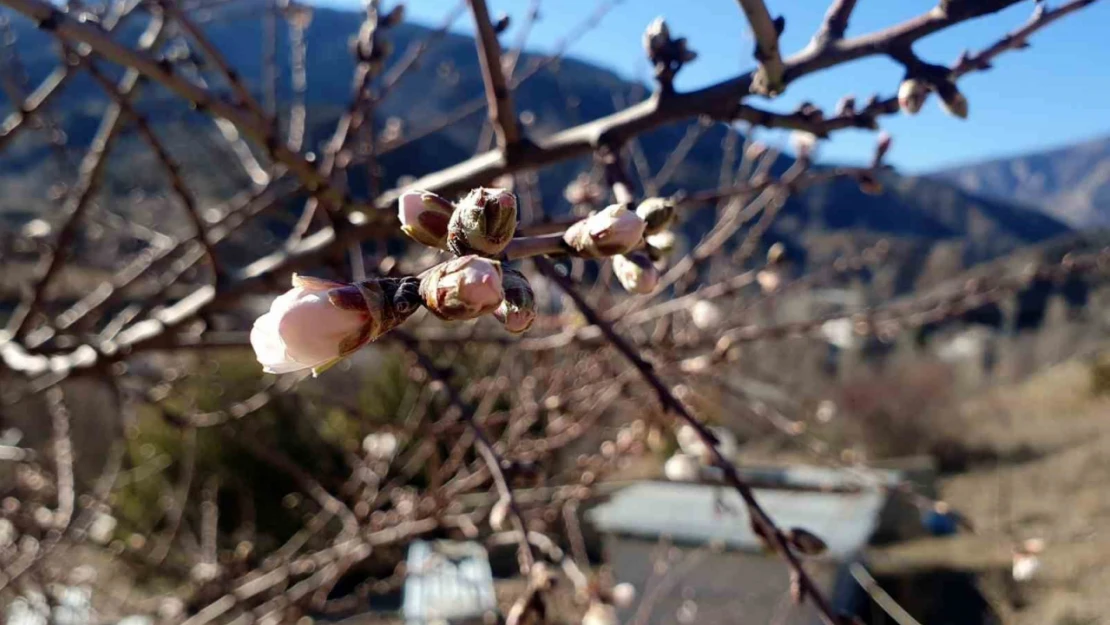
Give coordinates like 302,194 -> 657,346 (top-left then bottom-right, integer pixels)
735,0 -> 785,95
467,0 -> 521,147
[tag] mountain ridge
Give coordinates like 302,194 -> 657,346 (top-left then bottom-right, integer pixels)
0,6 -> 1072,284
931,135 -> 1110,228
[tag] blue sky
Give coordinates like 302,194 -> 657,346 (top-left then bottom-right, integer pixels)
321,0 -> 1110,172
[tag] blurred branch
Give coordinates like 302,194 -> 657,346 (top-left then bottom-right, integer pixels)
467,0 -> 522,147
534,256 -> 843,625
811,0 -> 858,47
395,331 -> 539,573
735,0 -> 785,95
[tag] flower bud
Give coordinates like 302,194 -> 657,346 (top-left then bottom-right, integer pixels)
691,300 -> 723,330
612,252 -> 659,294
419,255 -> 503,320
767,241 -> 787,265
757,269 -> 782,294
582,601 -> 618,625
937,82 -> 969,119
664,453 -> 700,482
610,583 -> 636,609
494,268 -> 536,334
252,274 -> 419,375
635,197 -> 676,235
398,190 -> 455,249
791,131 -> 818,161
447,187 -> 518,256
563,204 -> 646,257
897,78 -> 928,115
645,230 -> 676,256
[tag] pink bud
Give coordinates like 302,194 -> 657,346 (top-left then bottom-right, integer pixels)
251,275 -> 371,375
420,255 -> 503,320
564,204 -> 646,257
398,190 -> 455,249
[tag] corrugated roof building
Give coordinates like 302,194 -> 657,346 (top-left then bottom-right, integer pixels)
587,465 -> 898,625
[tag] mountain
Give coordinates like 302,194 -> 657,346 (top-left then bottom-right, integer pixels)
0,6 -> 1070,281
931,136 -> 1110,228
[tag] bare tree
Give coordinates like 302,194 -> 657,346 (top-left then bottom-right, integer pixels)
0,0 -> 1106,623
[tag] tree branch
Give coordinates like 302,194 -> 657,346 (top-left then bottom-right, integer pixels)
533,256 -> 843,624
467,0 -> 521,147
811,0 -> 858,48
735,0 -> 785,95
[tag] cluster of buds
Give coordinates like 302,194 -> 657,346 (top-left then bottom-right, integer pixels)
252,185 -> 537,376
399,188 -> 538,333
251,274 -> 420,376
898,76 -> 968,119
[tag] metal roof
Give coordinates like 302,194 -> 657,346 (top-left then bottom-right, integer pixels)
587,471 -> 891,559
402,540 -> 497,624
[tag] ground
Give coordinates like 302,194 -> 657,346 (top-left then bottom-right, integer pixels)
868,358 -> 1110,625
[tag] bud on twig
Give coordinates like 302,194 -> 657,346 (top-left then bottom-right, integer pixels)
790,131 -> 818,161
645,230 -> 676,257
610,583 -> 636,609
612,252 -> 659,294
494,268 -> 537,334
785,527 -> 829,556
936,81 -> 969,119
447,187 -> 518,257
398,190 -> 455,249
635,197 -> 677,235
582,601 -> 619,625
563,204 -> 646,257
664,453 -> 701,482
691,300 -> 723,330
767,241 -> 787,266
251,275 -> 420,375
642,17 -> 697,88
897,78 -> 928,115
419,255 -> 503,320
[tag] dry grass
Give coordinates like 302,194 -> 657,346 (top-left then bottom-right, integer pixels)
870,355 -> 1110,624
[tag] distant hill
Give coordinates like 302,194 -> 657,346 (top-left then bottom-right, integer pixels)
931,136 -> 1110,228
0,6 -> 1070,281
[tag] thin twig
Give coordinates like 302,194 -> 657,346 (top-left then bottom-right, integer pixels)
467,0 -> 521,147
